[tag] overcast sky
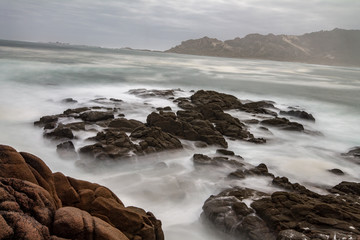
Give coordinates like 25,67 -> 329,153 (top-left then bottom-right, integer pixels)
1,0 -> 359,50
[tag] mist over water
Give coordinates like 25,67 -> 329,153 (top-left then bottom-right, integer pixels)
1,43 -> 360,240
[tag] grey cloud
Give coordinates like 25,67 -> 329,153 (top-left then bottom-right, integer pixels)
0,0 -> 359,50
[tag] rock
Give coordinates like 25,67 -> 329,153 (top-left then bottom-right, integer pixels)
34,115 -> 60,127
128,88 -> 176,98
52,207 -> 128,240
192,154 -> 213,165
131,126 -> 182,152
241,101 -> 278,116
328,168 -> 345,175
193,154 -> 243,168
45,126 -> 74,140
216,149 -> 235,156
229,163 -> 274,179
61,98 -> 77,103
56,141 -> 78,160
147,111 -> 227,148
110,98 -> 123,102
330,181 -> 360,195
277,230 -> 310,240
63,107 -> 90,115
341,147 -> 360,163
190,90 -> 241,109
0,145 -> 164,240
0,178 -> 56,240
202,187 -> 273,240
63,122 -> 86,131
80,111 -> 114,122
243,119 -> 260,124
108,118 -> 144,132
156,106 -> 172,111
261,117 -> 304,131
280,110 -> 315,122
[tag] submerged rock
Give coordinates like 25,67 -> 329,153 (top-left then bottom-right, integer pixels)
80,111 -> 114,122
56,141 -> 78,160
0,144 -> 164,240
261,117 -> 304,131
280,110 -> 315,122
341,146 -> 360,164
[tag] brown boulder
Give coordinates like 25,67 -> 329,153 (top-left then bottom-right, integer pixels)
0,145 -> 38,184
0,178 -> 57,239
53,207 -> 129,240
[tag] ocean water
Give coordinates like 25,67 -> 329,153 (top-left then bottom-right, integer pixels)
1,41 -> 360,240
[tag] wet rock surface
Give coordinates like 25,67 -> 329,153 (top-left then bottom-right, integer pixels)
36,89 -> 310,161
0,145 -> 164,240
202,176 -> 360,240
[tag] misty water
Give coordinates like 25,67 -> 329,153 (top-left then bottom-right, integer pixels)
1,42 -> 360,240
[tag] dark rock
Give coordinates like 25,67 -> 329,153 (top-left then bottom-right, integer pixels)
243,100 -> 275,109
193,154 -> 243,168
156,106 -> 172,111
34,115 -> 60,127
328,168 -> 345,175
63,107 -> 90,115
45,126 -> 74,140
280,110 -> 315,122
243,119 -> 260,124
44,122 -> 57,130
63,122 -> 86,131
240,101 -> 277,116
192,154 -> 213,165
131,126 -> 182,152
147,111 -> 227,148
190,90 -> 241,109
330,181 -> 360,195
80,111 -> 114,122
277,230 -> 310,240
202,187 -> 273,240
261,117 -> 304,131
61,98 -> 77,103
229,163 -> 274,179
108,118 -> 144,132
128,88 -> 176,98
216,149 -> 235,156
80,131 -> 134,160
341,147 -> 360,163
109,98 -> 123,102
56,141 -> 77,160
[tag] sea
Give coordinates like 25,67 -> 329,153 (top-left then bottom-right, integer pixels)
0,40 -> 359,240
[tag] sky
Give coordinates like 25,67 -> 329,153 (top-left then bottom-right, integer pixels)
1,0 -> 359,50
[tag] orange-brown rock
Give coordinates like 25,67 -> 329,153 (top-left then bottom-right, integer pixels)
0,145 -> 164,240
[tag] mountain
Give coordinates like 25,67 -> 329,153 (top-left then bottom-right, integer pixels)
166,29 -> 360,67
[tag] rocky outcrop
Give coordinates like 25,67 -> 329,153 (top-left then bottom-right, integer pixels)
0,145 -> 164,240
34,89 -> 316,161
166,29 -> 360,67
202,177 -> 360,240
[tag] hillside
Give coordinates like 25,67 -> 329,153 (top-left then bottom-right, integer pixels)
166,29 -> 360,67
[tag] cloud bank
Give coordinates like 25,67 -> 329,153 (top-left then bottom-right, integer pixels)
1,0 -> 359,50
